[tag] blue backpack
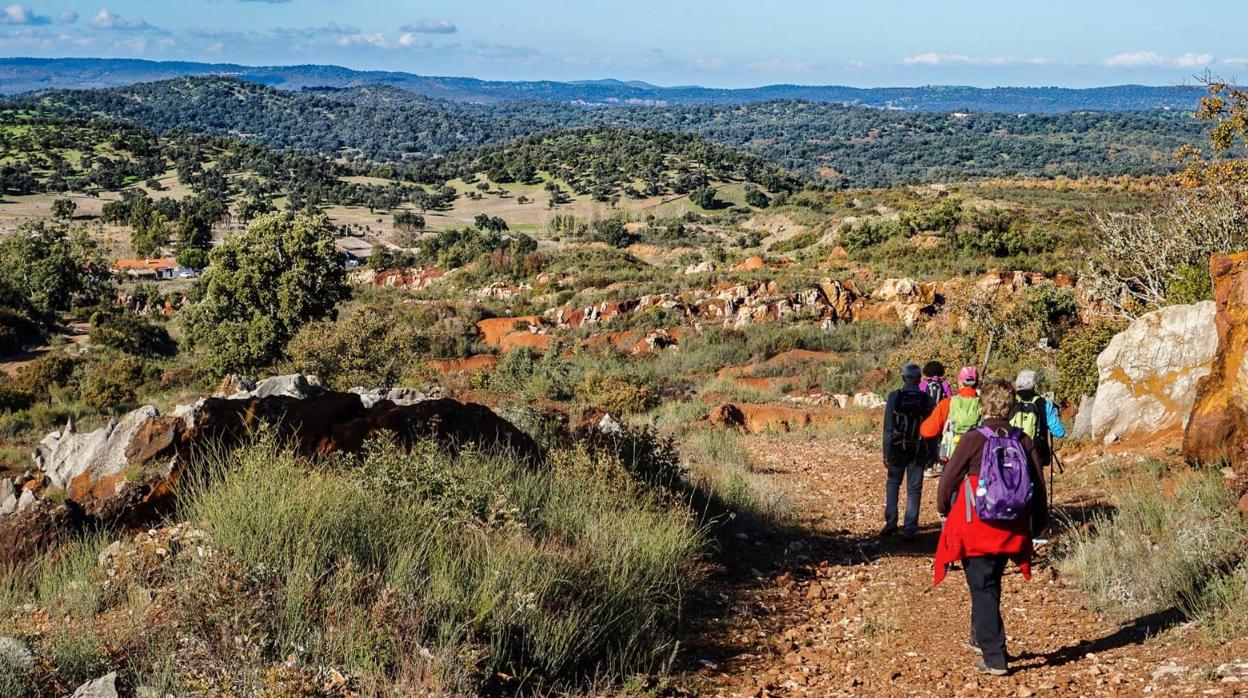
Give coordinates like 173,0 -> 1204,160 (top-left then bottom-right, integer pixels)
970,426 -> 1033,523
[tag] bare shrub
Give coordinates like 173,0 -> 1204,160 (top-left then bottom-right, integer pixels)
1085,187 -> 1248,318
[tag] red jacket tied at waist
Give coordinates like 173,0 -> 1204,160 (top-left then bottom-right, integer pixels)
933,417 -> 1048,586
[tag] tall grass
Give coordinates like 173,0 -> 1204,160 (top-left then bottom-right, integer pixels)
179,437 -> 707,693
1058,465 -> 1248,637
681,429 -> 790,524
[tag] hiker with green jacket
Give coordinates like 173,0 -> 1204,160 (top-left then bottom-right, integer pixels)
920,366 -> 981,478
1008,369 -> 1065,469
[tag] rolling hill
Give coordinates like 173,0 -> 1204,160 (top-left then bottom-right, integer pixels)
0,57 -> 1210,112
17,76 -> 1207,188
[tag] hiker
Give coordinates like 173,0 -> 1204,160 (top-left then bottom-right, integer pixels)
920,365 -> 981,479
919,361 -> 953,403
1008,369 -> 1065,469
933,378 -> 1048,676
919,361 -> 953,474
881,363 -> 935,540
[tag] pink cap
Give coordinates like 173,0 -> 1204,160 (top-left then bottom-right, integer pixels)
957,366 -> 979,385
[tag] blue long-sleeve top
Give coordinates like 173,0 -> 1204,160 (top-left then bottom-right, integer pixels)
1045,398 -> 1066,439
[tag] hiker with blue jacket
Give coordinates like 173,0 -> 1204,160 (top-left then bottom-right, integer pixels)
1008,369 -> 1065,469
933,378 -> 1048,676
881,363 -> 935,541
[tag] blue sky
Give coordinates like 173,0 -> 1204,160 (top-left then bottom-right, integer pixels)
4,0 -> 1246,87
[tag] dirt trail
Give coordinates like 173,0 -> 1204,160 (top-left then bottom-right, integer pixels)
674,431 -> 1248,697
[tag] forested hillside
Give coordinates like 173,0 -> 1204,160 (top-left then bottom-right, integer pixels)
0,57 -> 1209,112
19,77 -> 1206,188
0,111 -> 799,212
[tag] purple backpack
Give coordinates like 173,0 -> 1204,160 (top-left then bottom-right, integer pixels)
970,426 -> 1033,523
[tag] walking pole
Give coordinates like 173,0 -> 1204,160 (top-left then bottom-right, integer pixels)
1043,430 -> 1062,542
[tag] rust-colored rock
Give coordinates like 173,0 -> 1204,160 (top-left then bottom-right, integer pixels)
0,500 -> 86,567
329,398 -> 541,463
350,266 -> 444,290
734,255 -> 768,271
477,316 -> 543,347
427,354 -> 498,376
499,331 -> 553,353
124,415 -> 185,466
1185,252 -> 1248,491
2,391 -> 539,566
707,402 -> 844,434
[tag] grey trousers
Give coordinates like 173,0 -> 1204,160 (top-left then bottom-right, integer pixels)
884,458 -> 924,534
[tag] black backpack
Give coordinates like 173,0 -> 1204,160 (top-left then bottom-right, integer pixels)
923,378 -> 946,406
890,389 -> 930,454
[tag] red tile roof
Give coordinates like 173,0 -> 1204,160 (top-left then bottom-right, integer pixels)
113,258 -> 177,272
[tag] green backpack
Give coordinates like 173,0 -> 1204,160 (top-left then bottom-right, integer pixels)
939,396 -> 981,460
1009,395 -> 1046,441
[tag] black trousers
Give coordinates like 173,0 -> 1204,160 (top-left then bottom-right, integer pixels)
964,555 -> 1008,669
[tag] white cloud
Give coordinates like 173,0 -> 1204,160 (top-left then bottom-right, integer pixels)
745,58 -> 815,74
903,52 -> 1046,67
90,8 -> 158,31
1,4 -> 48,25
1176,52 -> 1214,68
57,9 -> 77,24
1223,57 -> 1248,66
1105,50 -> 1213,68
397,33 -> 431,48
401,19 -> 456,34
691,57 -> 727,71
335,32 -> 389,48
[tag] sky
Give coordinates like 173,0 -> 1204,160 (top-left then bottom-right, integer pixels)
3,0 -> 1247,88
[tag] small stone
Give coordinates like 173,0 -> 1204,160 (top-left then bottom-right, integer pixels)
70,672 -> 119,698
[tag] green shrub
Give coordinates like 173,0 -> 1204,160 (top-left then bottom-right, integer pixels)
0,386 -> 33,413
178,212 -> 349,376
284,306 -> 430,389
900,197 -> 964,235
574,370 -> 659,415
1058,467 -> 1248,634
839,217 -> 903,251
0,305 -> 43,356
1165,264 -> 1214,306
1055,321 -> 1126,405
489,347 -> 571,400
89,310 -> 176,358
770,230 -> 820,254
8,353 -> 78,399
79,354 -> 158,410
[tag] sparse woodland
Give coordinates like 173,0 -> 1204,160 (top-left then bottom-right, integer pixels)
0,73 -> 1246,696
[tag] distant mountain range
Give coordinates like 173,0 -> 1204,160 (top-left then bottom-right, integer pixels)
0,57 -> 1208,113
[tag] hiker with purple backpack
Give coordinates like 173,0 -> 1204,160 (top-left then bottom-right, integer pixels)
918,361 -> 953,477
932,378 -> 1048,676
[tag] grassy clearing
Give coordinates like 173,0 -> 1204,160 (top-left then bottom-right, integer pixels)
1,435 -> 718,695
1057,464 -> 1248,638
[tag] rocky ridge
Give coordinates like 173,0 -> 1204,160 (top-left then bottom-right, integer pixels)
0,374 -> 538,567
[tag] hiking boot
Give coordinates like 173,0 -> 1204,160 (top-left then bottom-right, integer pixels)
879,524 -> 898,537
974,661 -> 1008,676
924,465 -> 943,479
899,529 -> 916,541
965,635 -> 982,656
